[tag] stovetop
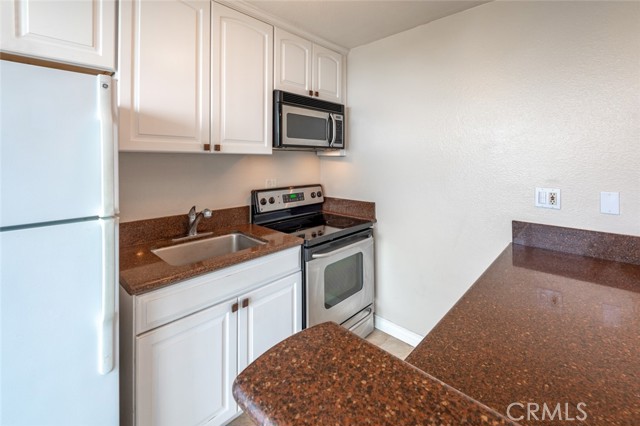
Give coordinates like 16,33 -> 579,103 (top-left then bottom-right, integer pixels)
251,185 -> 373,247
263,212 -> 372,246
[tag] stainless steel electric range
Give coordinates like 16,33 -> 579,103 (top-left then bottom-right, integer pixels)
251,184 -> 375,338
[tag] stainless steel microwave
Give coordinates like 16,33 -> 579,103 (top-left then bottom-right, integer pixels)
273,90 -> 345,150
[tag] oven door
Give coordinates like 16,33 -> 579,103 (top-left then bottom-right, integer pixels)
281,104 -> 334,148
305,232 -> 374,327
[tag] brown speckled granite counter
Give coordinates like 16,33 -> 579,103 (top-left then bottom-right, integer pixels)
233,221 -> 640,425
234,322 -> 518,426
512,220 -> 640,266
120,200 -> 377,296
407,224 -> 640,425
120,224 -> 302,295
323,197 -> 376,221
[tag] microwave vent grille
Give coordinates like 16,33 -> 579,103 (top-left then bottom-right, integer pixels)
278,90 -> 344,114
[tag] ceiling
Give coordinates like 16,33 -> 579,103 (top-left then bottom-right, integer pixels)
245,0 -> 489,49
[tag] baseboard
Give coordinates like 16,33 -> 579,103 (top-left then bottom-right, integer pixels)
374,315 -> 424,347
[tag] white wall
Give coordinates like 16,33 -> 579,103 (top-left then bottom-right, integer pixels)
119,151 -> 320,222
320,1 -> 640,336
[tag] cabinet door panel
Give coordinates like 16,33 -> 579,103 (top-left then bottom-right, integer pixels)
313,44 -> 343,103
274,28 -> 312,96
0,0 -> 116,70
238,272 -> 302,372
136,301 -> 237,426
212,3 -> 273,154
119,0 -> 210,152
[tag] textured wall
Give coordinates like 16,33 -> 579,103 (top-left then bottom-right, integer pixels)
119,151 -> 320,222
320,1 -> 640,335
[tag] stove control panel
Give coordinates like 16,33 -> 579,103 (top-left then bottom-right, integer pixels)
253,185 -> 324,213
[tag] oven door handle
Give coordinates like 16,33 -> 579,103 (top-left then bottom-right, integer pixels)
311,236 -> 372,259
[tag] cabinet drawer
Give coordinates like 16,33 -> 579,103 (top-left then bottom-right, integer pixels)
135,247 -> 300,334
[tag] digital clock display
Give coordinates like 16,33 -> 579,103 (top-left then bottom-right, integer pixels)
286,192 -> 304,202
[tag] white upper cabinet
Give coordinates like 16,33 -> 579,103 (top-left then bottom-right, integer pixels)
118,0 -> 211,152
116,1 -> 343,154
211,3 -> 273,154
0,0 -> 116,71
274,28 -> 344,104
274,29 -> 312,96
312,44 -> 344,103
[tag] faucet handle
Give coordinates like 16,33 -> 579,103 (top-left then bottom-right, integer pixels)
188,206 -> 197,224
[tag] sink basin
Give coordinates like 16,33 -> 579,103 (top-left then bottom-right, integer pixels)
152,233 -> 266,266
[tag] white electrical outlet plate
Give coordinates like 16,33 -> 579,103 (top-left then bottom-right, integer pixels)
535,187 -> 561,210
265,179 -> 277,188
600,192 -> 620,215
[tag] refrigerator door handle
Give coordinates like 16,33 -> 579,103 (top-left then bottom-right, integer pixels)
98,75 -> 115,217
98,218 -> 117,375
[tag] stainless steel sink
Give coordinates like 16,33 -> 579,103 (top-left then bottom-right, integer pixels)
152,233 -> 266,266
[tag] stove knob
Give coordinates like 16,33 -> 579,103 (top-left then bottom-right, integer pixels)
318,230 -> 324,236
259,198 -> 267,206
310,192 -> 316,198
317,191 -> 322,198
268,197 -> 275,204
311,232 -> 317,238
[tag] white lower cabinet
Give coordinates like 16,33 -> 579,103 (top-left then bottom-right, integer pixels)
136,301 -> 238,426
238,273 -> 302,373
120,247 -> 302,426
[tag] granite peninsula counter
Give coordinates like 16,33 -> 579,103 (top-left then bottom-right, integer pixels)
233,221 -> 640,425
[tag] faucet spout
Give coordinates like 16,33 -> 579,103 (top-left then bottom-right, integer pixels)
188,208 -> 212,237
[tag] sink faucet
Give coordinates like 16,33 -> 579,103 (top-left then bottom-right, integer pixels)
187,206 -> 212,237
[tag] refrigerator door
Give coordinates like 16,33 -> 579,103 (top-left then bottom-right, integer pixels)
0,60 -> 116,228
0,219 -> 118,425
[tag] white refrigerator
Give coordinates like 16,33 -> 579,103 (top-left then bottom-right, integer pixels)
0,60 -> 119,425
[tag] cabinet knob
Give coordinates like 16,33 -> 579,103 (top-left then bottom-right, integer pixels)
308,90 -> 313,96
314,91 -> 319,97
204,144 -> 211,151
232,302 -> 239,313
242,298 -> 249,308
214,144 -> 221,152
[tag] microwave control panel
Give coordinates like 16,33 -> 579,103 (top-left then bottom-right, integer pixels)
254,185 -> 324,213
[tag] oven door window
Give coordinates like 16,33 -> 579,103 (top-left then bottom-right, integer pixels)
324,252 -> 364,309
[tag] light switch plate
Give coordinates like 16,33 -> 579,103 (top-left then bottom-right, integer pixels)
600,192 -> 620,215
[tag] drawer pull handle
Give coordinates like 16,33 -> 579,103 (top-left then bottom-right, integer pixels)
232,302 -> 239,313
242,298 -> 249,308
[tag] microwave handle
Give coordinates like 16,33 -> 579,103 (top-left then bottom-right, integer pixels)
328,114 -> 337,147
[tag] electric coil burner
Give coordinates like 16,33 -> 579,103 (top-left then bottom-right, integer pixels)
251,184 -> 375,338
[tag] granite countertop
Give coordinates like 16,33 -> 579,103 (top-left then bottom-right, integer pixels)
234,321 -> 518,426
119,198 -> 377,296
120,223 -> 302,295
407,242 -> 640,425
232,221 -> 640,425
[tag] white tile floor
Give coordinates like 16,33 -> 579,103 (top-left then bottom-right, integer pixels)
226,329 -> 414,426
